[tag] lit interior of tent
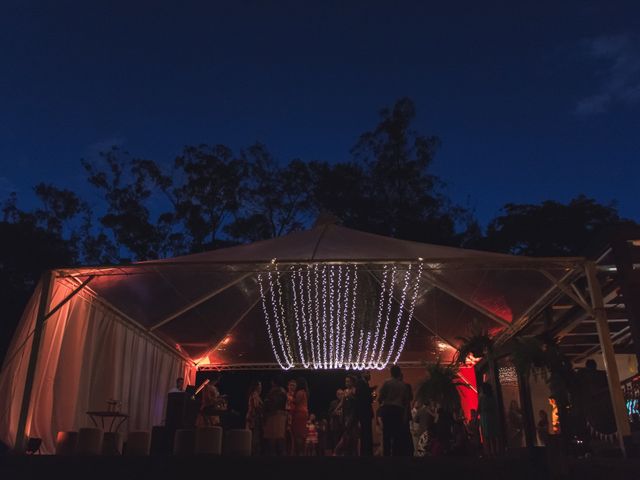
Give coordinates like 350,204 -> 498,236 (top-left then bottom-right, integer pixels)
0,222 -> 585,452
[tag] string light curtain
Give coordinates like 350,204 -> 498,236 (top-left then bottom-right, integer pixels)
257,260 -> 423,370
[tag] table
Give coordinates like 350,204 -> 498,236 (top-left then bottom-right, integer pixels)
86,411 -> 129,433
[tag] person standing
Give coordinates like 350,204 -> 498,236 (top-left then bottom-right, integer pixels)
263,376 -> 288,455
478,382 -> 500,456
378,365 -> 412,456
285,379 -> 297,454
291,377 -> 310,455
199,373 -> 222,426
328,389 -> 344,454
246,380 -> 264,455
355,371 -> 374,456
334,375 -> 359,455
537,409 -> 549,446
169,377 -> 184,393
467,408 -> 482,455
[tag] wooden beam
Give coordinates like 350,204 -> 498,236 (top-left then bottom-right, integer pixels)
499,268 -> 580,344
540,270 -> 594,316
585,262 -> 631,456
553,287 -> 620,340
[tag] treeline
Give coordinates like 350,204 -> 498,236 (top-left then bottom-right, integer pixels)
0,98 -> 635,357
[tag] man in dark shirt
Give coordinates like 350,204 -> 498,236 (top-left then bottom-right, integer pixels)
378,365 -> 413,456
355,371 -> 374,456
263,376 -> 288,455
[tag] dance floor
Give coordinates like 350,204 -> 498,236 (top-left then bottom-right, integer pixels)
0,454 -> 638,480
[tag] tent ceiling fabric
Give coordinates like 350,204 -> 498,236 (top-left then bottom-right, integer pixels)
55,224 -> 585,368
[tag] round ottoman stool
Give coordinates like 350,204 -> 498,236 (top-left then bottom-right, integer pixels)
102,432 -> 123,455
173,429 -> 195,455
195,426 -> 223,455
55,431 -> 78,456
77,427 -> 103,455
224,429 -> 252,456
125,431 -> 151,456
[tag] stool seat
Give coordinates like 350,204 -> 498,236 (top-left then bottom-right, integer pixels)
102,432 -> 123,455
173,429 -> 196,455
125,431 -> 151,456
195,426 -> 223,455
77,427 -> 103,455
55,431 -> 78,456
224,429 -> 252,456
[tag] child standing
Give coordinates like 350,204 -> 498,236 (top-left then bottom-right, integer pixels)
305,414 -> 319,456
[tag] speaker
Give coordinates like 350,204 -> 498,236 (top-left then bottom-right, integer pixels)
166,392 -> 187,429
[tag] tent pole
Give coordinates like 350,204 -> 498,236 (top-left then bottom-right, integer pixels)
421,271 -> 511,328
14,270 -> 54,452
538,270 -> 593,316
194,295 -> 263,367
149,271 -> 254,332
494,268 -> 581,347
585,261 -> 631,456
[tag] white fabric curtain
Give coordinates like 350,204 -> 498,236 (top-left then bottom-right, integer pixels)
0,278 -> 191,453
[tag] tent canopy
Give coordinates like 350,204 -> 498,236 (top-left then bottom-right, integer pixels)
55,222 -> 585,368
1,221 -> 588,453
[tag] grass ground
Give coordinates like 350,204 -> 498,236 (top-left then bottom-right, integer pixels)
1,455 -> 639,480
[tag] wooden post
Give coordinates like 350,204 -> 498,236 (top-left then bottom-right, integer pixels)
518,370 -> 536,449
488,356 -> 507,451
14,271 -> 54,452
585,261 -> 631,456
610,239 -> 640,367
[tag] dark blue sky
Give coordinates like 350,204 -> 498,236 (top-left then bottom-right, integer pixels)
2,0 -> 639,225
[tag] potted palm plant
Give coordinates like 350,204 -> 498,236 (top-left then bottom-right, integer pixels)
454,319 -> 494,365
415,361 -> 468,413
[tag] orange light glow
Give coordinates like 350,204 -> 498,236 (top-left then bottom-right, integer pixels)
465,353 -> 482,366
221,336 -> 232,346
549,398 -> 560,433
194,355 -> 211,366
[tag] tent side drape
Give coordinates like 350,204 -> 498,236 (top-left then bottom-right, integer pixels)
0,279 -> 189,453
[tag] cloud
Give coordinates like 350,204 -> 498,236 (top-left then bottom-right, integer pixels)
85,136 -> 126,160
0,176 -> 18,194
576,33 -> 640,115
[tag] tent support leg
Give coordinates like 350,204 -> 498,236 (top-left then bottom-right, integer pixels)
421,271 -> 511,328
14,270 -> 54,452
585,261 -> 631,457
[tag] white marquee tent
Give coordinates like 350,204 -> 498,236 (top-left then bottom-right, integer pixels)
0,222 -> 586,453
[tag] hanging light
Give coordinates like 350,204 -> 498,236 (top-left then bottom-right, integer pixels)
257,260 -> 423,370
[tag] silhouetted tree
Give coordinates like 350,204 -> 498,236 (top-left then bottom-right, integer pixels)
170,144 -> 246,252
82,148 -> 177,260
313,97 -> 473,245
225,143 -> 313,242
479,195 -> 636,256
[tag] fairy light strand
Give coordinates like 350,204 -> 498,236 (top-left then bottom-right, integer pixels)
257,260 -> 422,370
257,273 -> 288,369
393,260 -> 424,364
383,264 -> 412,366
291,267 -> 309,368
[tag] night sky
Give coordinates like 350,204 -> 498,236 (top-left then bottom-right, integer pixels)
1,1 -> 639,225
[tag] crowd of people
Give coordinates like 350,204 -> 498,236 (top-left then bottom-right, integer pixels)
171,365 -> 510,457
